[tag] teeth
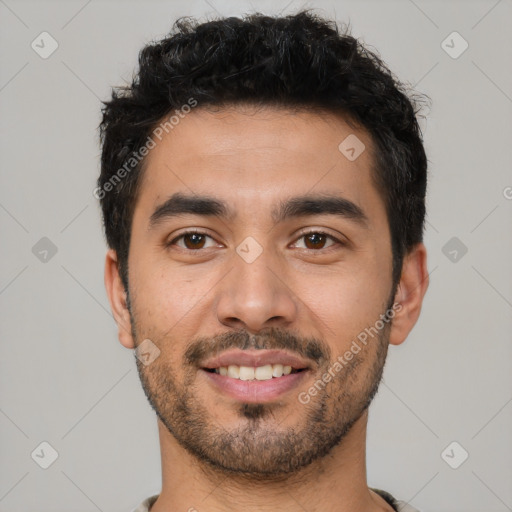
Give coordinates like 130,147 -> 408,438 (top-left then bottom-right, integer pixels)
239,366 -> 254,381
212,363 -> 301,380
254,364 -> 273,380
227,365 -> 239,379
272,364 -> 283,377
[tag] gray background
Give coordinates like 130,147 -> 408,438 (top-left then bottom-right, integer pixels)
1,0 -> 511,511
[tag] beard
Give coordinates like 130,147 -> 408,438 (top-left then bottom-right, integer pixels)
129,299 -> 392,480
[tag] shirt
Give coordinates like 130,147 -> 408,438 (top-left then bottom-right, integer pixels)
132,489 -> 420,511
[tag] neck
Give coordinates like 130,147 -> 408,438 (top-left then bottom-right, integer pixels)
150,410 -> 393,512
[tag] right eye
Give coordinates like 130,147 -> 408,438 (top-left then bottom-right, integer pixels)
167,230 -> 220,251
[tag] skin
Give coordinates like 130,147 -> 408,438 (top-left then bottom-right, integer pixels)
105,105 -> 429,512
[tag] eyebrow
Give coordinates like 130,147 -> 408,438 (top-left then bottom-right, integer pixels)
148,192 -> 369,229
149,193 -> 233,229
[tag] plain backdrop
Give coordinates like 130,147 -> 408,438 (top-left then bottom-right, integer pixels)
1,1 -> 511,511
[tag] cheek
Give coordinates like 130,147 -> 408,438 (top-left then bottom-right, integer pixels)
130,256 -> 220,328
296,262 -> 390,345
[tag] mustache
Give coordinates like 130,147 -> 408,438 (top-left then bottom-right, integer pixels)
184,326 -> 330,368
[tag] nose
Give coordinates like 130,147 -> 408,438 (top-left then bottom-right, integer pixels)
214,246 -> 298,334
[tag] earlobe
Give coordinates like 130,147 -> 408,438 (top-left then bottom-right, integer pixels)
104,249 -> 136,349
389,243 -> 429,346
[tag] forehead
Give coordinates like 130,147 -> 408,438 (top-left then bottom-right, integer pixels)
135,106 -> 383,222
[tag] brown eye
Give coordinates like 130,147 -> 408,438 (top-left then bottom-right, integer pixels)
304,232 -> 328,249
168,231 -> 216,250
182,233 -> 206,249
293,231 -> 340,251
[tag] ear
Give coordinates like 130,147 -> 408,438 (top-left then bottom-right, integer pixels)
104,249 -> 136,349
389,243 -> 429,346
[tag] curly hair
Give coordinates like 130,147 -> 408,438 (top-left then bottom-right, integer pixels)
98,10 -> 429,290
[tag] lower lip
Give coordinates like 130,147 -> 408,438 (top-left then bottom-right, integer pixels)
201,369 -> 310,403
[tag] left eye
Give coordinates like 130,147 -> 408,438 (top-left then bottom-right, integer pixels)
292,231 -> 339,250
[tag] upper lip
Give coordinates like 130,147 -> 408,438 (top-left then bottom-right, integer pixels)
201,349 -> 312,370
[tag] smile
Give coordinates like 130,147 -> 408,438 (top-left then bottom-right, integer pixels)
204,363 -> 305,380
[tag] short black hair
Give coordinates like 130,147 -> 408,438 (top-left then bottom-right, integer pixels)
98,10 -> 429,290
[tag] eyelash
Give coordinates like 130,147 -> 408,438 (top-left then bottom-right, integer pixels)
167,229 -> 345,252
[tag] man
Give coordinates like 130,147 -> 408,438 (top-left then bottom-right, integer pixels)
98,10 -> 429,512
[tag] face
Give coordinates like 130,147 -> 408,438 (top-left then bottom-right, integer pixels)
121,106 -> 398,476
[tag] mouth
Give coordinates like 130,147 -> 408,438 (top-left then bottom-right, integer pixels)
199,349 -> 312,402
202,364 -> 307,380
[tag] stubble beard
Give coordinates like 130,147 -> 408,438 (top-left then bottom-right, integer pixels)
131,315 -> 391,479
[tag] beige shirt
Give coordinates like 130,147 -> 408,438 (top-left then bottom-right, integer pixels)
132,491 -> 421,512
